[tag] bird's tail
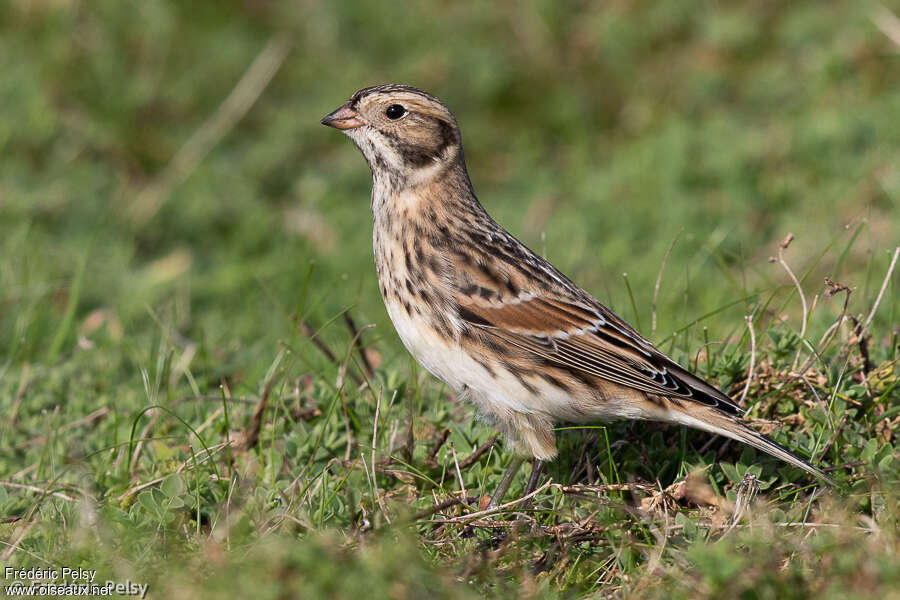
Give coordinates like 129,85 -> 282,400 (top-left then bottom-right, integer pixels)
661,403 -> 836,486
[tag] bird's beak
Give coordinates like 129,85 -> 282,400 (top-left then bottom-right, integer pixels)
320,103 -> 365,130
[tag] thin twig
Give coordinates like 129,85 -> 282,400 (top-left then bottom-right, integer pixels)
119,441 -> 231,501
1,520 -> 37,561
426,429 -> 451,466
439,479 -> 553,524
554,482 -> 655,495
872,5 -> 900,48
241,376 -> 277,451
822,460 -> 867,472
129,34 -> 292,226
458,435 -> 498,469
863,246 -> 899,332
795,278 -> 853,377
337,323 -> 375,389
411,495 -> 479,521
343,312 -> 376,379
723,473 -> 759,537
0,482 -> 75,502
371,387 -> 391,524
816,412 -> 849,463
450,442 -> 467,499
297,319 -> 339,364
739,314 -> 757,406
770,234 -> 808,338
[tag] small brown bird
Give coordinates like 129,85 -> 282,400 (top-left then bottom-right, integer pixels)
322,85 -> 833,504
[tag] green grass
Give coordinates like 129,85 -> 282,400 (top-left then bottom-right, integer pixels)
1,1 -> 899,597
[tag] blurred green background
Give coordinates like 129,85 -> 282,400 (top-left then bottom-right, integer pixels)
1,2 -> 900,597
3,0 -> 898,376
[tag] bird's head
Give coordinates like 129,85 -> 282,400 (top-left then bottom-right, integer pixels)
321,85 -> 463,188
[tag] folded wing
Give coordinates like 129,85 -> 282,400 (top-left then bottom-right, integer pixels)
456,290 -> 743,417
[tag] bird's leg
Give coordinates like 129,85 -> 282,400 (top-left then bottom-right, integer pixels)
522,458 -> 545,499
487,455 -> 525,509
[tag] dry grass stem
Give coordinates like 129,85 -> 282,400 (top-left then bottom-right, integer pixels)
1,520 -> 38,562
872,5 -> 900,48
450,442 -> 467,498
241,376 -> 278,451
0,482 -> 76,502
863,246 -> 899,332
739,314 -> 757,406
770,234 -> 808,338
129,35 -> 292,226
439,479 -> 553,524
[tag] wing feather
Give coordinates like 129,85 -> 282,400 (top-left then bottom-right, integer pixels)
457,291 -> 742,416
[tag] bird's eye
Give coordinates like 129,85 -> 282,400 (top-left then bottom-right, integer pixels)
385,104 -> 406,120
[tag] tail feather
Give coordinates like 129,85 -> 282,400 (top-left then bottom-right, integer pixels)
665,404 -> 836,486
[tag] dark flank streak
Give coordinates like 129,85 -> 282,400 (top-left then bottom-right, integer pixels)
474,356 -> 496,377
538,371 -> 571,392
504,363 -> 537,394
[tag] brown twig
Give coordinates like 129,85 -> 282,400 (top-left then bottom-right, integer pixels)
554,482 -> 656,495
343,312 -> 376,379
458,435 -> 498,469
849,315 -> 873,376
296,318 -> 364,387
440,479 -> 553,524
241,376 -> 278,451
297,319 -> 339,364
403,400 -> 416,464
797,278 -> 853,377
426,429 -> 451,467
822,460 -> 867,473
411,495 -> 479,521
